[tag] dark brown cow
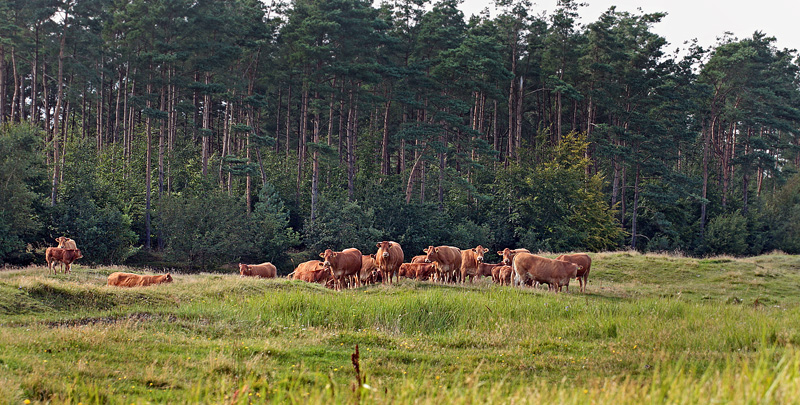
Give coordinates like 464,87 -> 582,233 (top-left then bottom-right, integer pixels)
375,241 -> 404,284
497,248 -> 530,266
398,263 -> 435,281
291,260 -> 331,284
107,272 -> 173,287
239,262 -> 277,278
556,253 -> 592,293
423,246 -> 462,283
45,247 -> 82,274
512,253 -> 580,293
320,248 -> 362,290
476,262 -> 500,281
410,255 -> 427,264
460,245 -> 489,283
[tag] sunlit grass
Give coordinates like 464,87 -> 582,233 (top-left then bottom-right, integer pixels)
2,252 -> 800,403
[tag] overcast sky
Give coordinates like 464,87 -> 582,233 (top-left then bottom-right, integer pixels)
458,0 -> 799,55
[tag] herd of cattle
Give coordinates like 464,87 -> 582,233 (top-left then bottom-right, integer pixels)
261,242 -> 591,293
44,238 -> 591,292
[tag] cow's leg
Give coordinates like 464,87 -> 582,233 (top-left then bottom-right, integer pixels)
582,275 -> 587,293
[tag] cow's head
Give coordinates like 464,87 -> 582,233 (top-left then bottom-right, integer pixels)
56,236 -> 67,248
164,273 -> 173,283
498,248 -> 520,265
423,246 -> 438,263
472,245 -> 488,263
320,249 -> 336,268
238,263 -> 250,276
376,241 -> 394,258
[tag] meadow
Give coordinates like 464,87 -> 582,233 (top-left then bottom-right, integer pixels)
2,251 -> 800,404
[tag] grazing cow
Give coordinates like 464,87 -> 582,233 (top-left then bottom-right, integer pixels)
375,241 -> 404,284
512,253 -> 580,293
320,248 -> 362,290
498,248 -> 530,266
423,246 -> 462,283
410,255 -> 427,264
398,262 -> 434,280
556,253 -> 592,293
239,262 -> 277,278
359,255 -> 379,286
291,260 -> 331,284
107,272 -> 173,287
45,247 -> 82,274
55,236 -> 84,259
460,245 -> 489,283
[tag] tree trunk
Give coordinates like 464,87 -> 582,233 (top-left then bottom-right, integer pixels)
31,25 -> 39,123
311,99 -> 320,223
700,121 -> 710,236
630,164 -> 640,249
296,88 -> 309,202
381,98 -> 391,175
158,78 -> 166,250
285,84 -> 291,160
0,45 -> 5,123
145,78 -> 153,250
51,23 -> 67,207
11,47 -> 19,122
202,72 -> 211,176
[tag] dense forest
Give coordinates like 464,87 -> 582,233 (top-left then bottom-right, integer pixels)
1,0 -> 800,270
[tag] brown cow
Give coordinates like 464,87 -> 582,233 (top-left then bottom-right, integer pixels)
291,260 -> 331,284
498,248 -> 530,266
476,262 -> 501,281
410,255 -> 427,264
239,262 -> 277,278
399,263 -> 435,281
494,265 -> 514,285
556,253 -> 592,293
359,255 -> 379,286
45,247 -> 82,274
55,236 -> 84,259
320,248 -> 362,290
107,272 -> 173,287
423,246 -> 462,283
375,241 -> 404,284
512,253 -> 579,293
460,245 -> 489,283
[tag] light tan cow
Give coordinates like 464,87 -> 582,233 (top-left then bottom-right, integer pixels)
460,245 -> 489,283
107,272 -> 173,287
410,255 -> 427,264
55,236 -> 84,259
423,246 -> 462,283
375,241 -> 404,284
291,260 -> 331,284
555,253 -> 592,293
512,253 -> 580,293
497,248 -> 530,266
320,248 -> 362,290
239,262 -> 277,278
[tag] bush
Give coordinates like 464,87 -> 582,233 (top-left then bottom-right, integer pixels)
703,211 -> 748,256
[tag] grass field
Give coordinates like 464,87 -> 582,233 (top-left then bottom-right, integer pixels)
2,251 -> 800,404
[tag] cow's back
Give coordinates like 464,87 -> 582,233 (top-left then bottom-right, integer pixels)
334,248 -> 363,276
250,262 -> 278,278
410,255 -> 427,264
514,253 -> 577,287
556,253 -> 591,277
108,272 -> 142,287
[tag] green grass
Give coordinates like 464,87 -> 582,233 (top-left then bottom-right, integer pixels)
2,253 -> 800,403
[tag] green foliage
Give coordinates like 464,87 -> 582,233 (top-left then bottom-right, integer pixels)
703,211 -> 749,256
247,184 -> 301,269
302,195 -> 382,255
0,124 -> 48,264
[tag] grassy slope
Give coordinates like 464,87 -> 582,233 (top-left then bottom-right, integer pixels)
1,253 -> 800,403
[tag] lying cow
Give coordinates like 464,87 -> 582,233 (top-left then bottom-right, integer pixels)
107,272 -> 173,287
291,260 -> 331,284
399,262 -> 435,281
45,247 -> 83,274
239,262 -> 277,278
555,253 -> 592,293
512,253 -> 580,293
55,236 -> 84,259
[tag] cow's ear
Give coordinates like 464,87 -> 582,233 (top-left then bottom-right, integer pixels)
319,253 -> 325,258
376,243 -> 381,248
434,247 -> 439,253
497,251 -> 503,256
370,254 -> 376,259
423,248 -> 429,253
472,248 -> 477,253
388,242 -> 394,247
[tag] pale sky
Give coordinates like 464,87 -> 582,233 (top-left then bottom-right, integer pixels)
459,0 -> 800,56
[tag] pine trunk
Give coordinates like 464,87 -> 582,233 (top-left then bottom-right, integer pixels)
51,25 -> 67,207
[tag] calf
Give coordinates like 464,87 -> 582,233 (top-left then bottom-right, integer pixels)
239,262 -> 277,278
512,253 -> 580,293
45,247 -> 82,274
398,262 -> 435,281
556,253 -> 592,293
107,272 -> 173,287
476,262 -> 501,281
359,255 -> 379,286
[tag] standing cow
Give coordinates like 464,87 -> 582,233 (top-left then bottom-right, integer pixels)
55,236 -> 84,259
498,248 -> 530,266
460,245 -> 489,283
512,252 -> 580,293
45,247 -> 82,274
359,254 -> 379,286
320,248 -> 362,290
375,241 -> 404,284
423,246 -> 462,283
239,262 -> 277,278
556,253 -> 592,293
